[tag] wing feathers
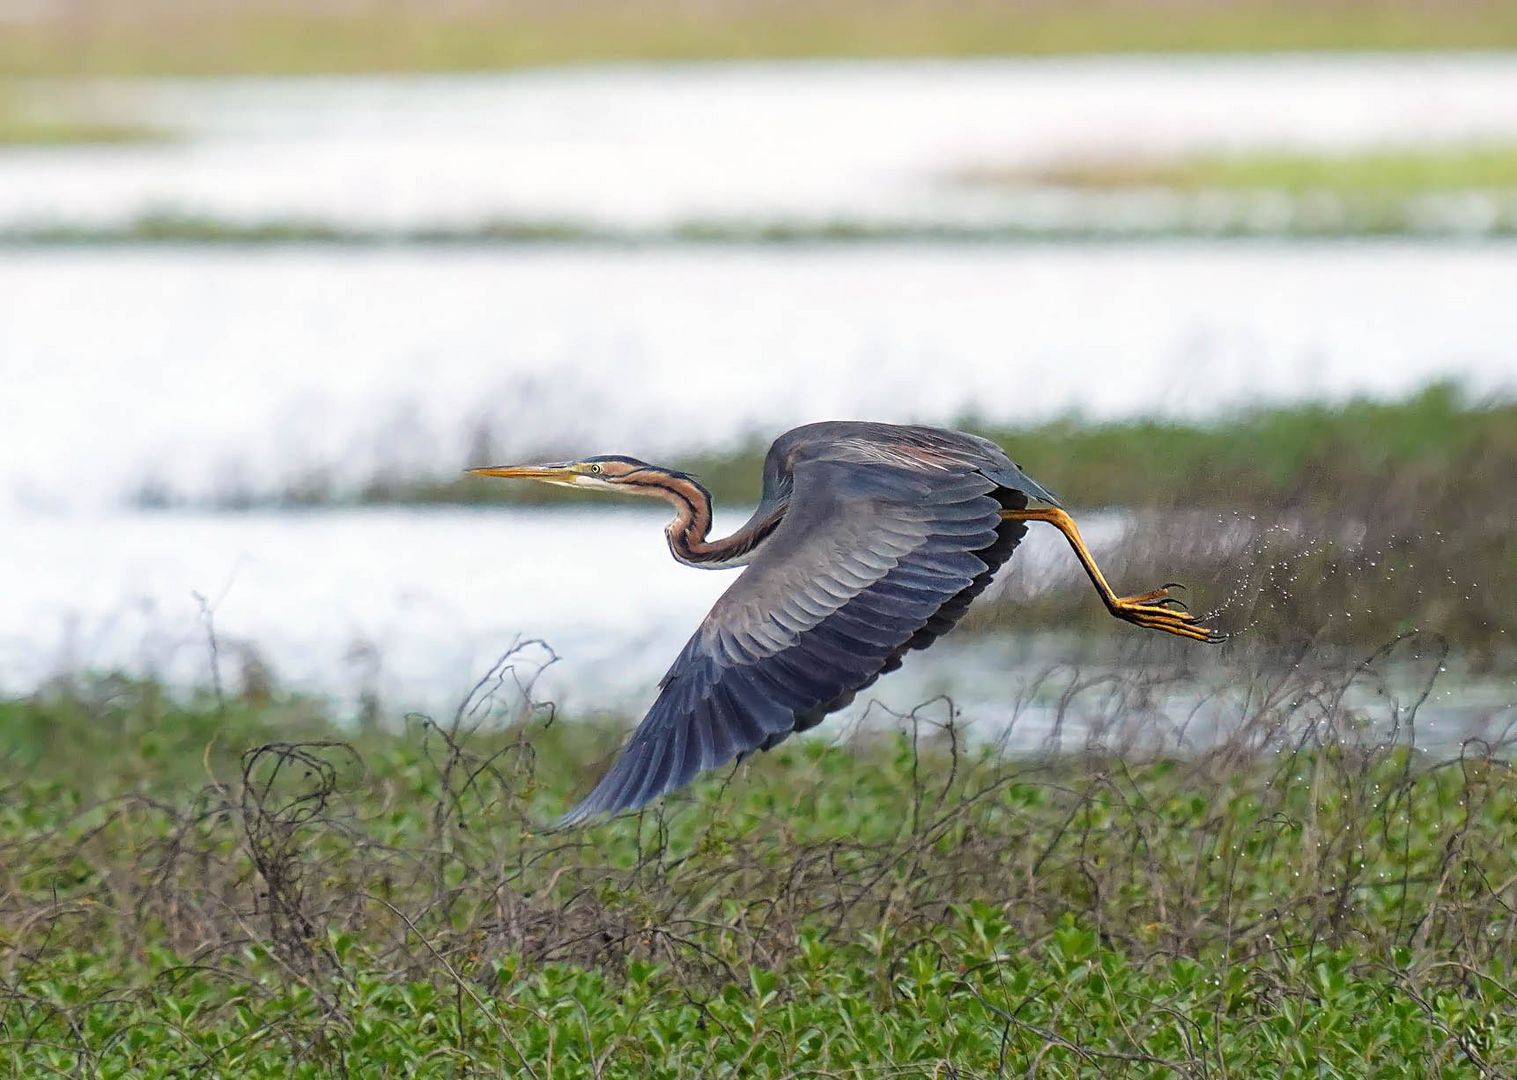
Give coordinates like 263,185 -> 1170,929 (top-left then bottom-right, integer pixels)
561,430 -> 1045,824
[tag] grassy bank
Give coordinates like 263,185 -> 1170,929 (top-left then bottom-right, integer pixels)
14,210 -> 1517,243
0,89 -> 162,146
4,1 -> 1517,77
973,386 -> 1516,658
187,385 -> 1513,657
3,658 -> 1515,1075
340,383 -> 1514,514
977,144 -> 1517,197
956,143 -> 1517,238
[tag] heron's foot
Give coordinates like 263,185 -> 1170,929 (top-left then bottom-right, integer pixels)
1109,583 -> 1223,644
1118,581 -> 1185,607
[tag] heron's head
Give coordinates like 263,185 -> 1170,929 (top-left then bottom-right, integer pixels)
468,455 -> 682,496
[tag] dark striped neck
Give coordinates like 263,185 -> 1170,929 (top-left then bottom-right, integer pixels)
658,474 -> 737,567
623,469 -> 771,569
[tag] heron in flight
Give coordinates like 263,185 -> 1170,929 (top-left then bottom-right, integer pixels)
472,422 -> 1218,824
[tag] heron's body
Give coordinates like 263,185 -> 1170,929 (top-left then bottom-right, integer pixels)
471,421 -> 1216,824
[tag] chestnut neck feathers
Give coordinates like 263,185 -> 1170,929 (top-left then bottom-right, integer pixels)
623,468 -> 776,569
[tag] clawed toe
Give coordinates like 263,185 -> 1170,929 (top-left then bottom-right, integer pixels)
1129,614 -> 1225,644
1117,582 -> 1191,608
1112,586 -> 1225,644
1116,600 -> 1198,624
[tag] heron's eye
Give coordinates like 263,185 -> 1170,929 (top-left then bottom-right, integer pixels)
587,463 -> 602,474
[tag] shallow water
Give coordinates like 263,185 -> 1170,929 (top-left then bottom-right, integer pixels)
6,57 -> 1516,752
10,55 -> 1517,230
4,506 -> 1511,753
2,505 -> 1119,717
4,244 -> 1514,513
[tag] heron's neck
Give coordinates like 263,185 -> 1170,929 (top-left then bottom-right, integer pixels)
638,472 -> 753,569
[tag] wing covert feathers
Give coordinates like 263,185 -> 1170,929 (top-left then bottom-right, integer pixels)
560,425 -> 1045,825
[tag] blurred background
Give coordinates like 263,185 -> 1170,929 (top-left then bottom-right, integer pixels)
2,0 -> 1514,738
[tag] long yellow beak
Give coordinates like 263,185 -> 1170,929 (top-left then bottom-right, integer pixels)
467,465 -> 575,481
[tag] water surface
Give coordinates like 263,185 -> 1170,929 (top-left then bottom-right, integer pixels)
4,506 -> 1509,752
2,505 -> 1118,717
11,55 -> 1517,230
4,244 -> 1513,512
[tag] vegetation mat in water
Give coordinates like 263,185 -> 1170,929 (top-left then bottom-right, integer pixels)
3,632 -> 1516,1076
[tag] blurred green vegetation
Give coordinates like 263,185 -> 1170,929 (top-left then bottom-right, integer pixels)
14,210 -> 1517,241
3,1 -> 1517,77
954,143 -> 1517,235
994,381 -> 1516,511
973,384 -> 1516,659
0,89 -> 163,146
999,144 -> 1517,196
3,670 -> 1516,1075
362,383 -> 1514,513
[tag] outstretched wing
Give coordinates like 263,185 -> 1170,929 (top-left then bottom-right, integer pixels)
561,433 -> 1042,825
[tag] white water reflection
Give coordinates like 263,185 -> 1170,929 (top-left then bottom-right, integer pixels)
5,506 -> 1509,750
0,506 -> 1122,718
3,244 -> 1514,513
10,55 -> 1517,230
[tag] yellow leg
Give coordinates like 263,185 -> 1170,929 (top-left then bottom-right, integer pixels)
1001,507 -> 1221,644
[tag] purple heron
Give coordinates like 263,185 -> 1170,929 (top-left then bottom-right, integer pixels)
472,422 -> 1218,824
